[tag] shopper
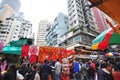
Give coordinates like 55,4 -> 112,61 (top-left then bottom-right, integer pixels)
55,59 -> 62,80
3,64 -> 17,80
98,63 -> 114,80
42,60 -> 50,80
73,59 -> 81,80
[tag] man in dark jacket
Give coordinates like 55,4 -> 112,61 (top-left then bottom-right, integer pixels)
87,65 -> 95,80
98,63 -> 114,80
42,60 -> 50,80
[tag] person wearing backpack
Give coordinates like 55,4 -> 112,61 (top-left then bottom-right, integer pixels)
24,64 -> 40,80
30,64 -> 40,80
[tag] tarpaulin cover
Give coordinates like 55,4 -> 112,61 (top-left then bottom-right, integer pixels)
2,46 -> 22,55
10,39 -> 28,46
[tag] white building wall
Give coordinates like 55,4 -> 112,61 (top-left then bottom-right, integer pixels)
36,20 -> 51,46
0,13 -> 32,45
67,0 -> 97,30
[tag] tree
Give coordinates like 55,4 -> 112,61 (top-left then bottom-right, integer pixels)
78,25 -> 84,30
70,27 -> 76,32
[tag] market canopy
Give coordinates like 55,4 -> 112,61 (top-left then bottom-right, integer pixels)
88,0 -> 120,24
2,46 -> 22,55
10,39 -> 28,46
92,25 -> 120,50
10,38 -> 33,46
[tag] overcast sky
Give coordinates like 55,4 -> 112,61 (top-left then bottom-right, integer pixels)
20,0 -> 68,35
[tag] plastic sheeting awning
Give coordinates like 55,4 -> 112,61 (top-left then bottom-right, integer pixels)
2,46 -> 22,55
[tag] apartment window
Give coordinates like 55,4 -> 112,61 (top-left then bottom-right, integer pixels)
73,9 -> 75,13
90,26 -> 95,30
1,32 -> 6,34
89,17 -> 93,20
64,17 -> 68,20
73,35 -> 80,42
82,35 -> 91,44
67,38 -> 73,45
80,11 -> 82,14
78,16 -> 83,20
76,0 -> 80,5
70,23 -> 73,26
54,17 -> 57,22
79,20 -> 82,24
65,21 -> 67,24
69,13 -> 72,16
74,20 -> 76,24
72,5 -> 74,8
77,9 -> 80,12
91,22 -> 94,25
71,1 -> 73,4
73,14 -> 76,17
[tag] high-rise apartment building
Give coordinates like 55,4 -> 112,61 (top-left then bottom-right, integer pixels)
92,7 -> 108,32
36,20 -> 51,46
46,12 -> 69,46
0,0 -> 21,12
0,13 -> 32,45
67,0 -> 97,30
0,4 -> 15,22
92,7 -> 117,32
59,0 -> 99,50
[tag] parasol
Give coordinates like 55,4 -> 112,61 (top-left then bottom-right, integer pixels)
92,25 -> 120,50
105,52 -> 113,57
105,52 -> 119,57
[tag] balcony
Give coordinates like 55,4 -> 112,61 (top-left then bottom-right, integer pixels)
61,31 -> 73,41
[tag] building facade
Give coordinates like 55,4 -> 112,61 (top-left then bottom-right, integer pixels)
0,4 -> 15,22
92,7 -> 108,32
36,20 -> 51,46
0,13 -> 32,45
67,0 -> 98,30
59,0 -> 99,50
0,0 -> 21,12
92,7 -> 118,33
46,12 -> 69,46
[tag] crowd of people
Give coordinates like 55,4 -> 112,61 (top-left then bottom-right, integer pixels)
0,57 -> 120,80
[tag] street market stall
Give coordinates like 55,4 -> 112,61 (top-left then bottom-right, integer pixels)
0,40 -> 76,63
